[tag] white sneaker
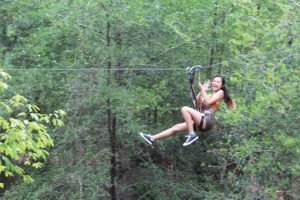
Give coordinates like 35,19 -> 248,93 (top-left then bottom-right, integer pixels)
139,132 -> 153,145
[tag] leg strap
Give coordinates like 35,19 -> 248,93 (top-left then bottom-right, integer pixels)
199,115 -> 205,131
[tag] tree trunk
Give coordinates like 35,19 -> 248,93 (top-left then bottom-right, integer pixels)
106,14 -> 117,200
208,47 -> 214,78
0,11 -> 8,55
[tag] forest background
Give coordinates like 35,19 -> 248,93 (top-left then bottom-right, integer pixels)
0,0 -> 299,199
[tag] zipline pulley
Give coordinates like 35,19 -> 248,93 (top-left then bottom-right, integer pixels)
186,65 -> 202,85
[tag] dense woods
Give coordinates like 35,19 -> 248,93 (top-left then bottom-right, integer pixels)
0,0 -> 299,199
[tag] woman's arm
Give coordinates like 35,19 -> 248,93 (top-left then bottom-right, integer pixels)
196,92 -> 202,103
204,90 -> 224,105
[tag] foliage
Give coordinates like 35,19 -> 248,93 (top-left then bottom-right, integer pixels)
0,71 -> 66,189
0,0 -> 299,199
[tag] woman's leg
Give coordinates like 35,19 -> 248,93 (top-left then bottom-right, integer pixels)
153,106 -> 204,140
140,106 -> 204,145
152,122 -> 188,141
181,106 -> 204,134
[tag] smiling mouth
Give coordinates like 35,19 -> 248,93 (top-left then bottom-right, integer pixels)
212,86 -> 220,90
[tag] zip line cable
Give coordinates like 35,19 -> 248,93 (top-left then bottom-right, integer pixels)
2,68 -> 184,71
2,44 -> 298,72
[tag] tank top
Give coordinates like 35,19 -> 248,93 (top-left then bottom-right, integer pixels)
201,94 -> 222,112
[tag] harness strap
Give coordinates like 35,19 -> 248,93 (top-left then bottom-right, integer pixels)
199,115 -> 205,130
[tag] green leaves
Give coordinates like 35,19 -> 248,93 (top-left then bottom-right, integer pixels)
0,0 -> 299,199
0,71 -> 66,188
0,71 -> 11,93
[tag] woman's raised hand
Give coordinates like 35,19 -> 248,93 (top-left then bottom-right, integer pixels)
199,80 -> 211,91
204,80 -> 211,90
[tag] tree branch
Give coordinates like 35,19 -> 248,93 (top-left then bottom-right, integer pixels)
146,42 -> 186,64
290,0 -> 300,7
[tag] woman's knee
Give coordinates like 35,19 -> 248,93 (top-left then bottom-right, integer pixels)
181,106 -> 190,113
171,124 -> 180,132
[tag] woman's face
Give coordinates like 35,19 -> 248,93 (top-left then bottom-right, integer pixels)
212,77 -> 223,92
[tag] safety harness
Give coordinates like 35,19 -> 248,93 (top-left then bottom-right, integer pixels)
186,65 -> 206,131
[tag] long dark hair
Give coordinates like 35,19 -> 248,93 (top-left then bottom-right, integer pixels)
214,75 -> 236,110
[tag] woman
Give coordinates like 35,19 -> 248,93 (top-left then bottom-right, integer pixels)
140,75 -> 236,146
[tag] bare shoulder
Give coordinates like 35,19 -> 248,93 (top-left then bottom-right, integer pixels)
205,90 -> 224,105
215,90 -> 224,99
